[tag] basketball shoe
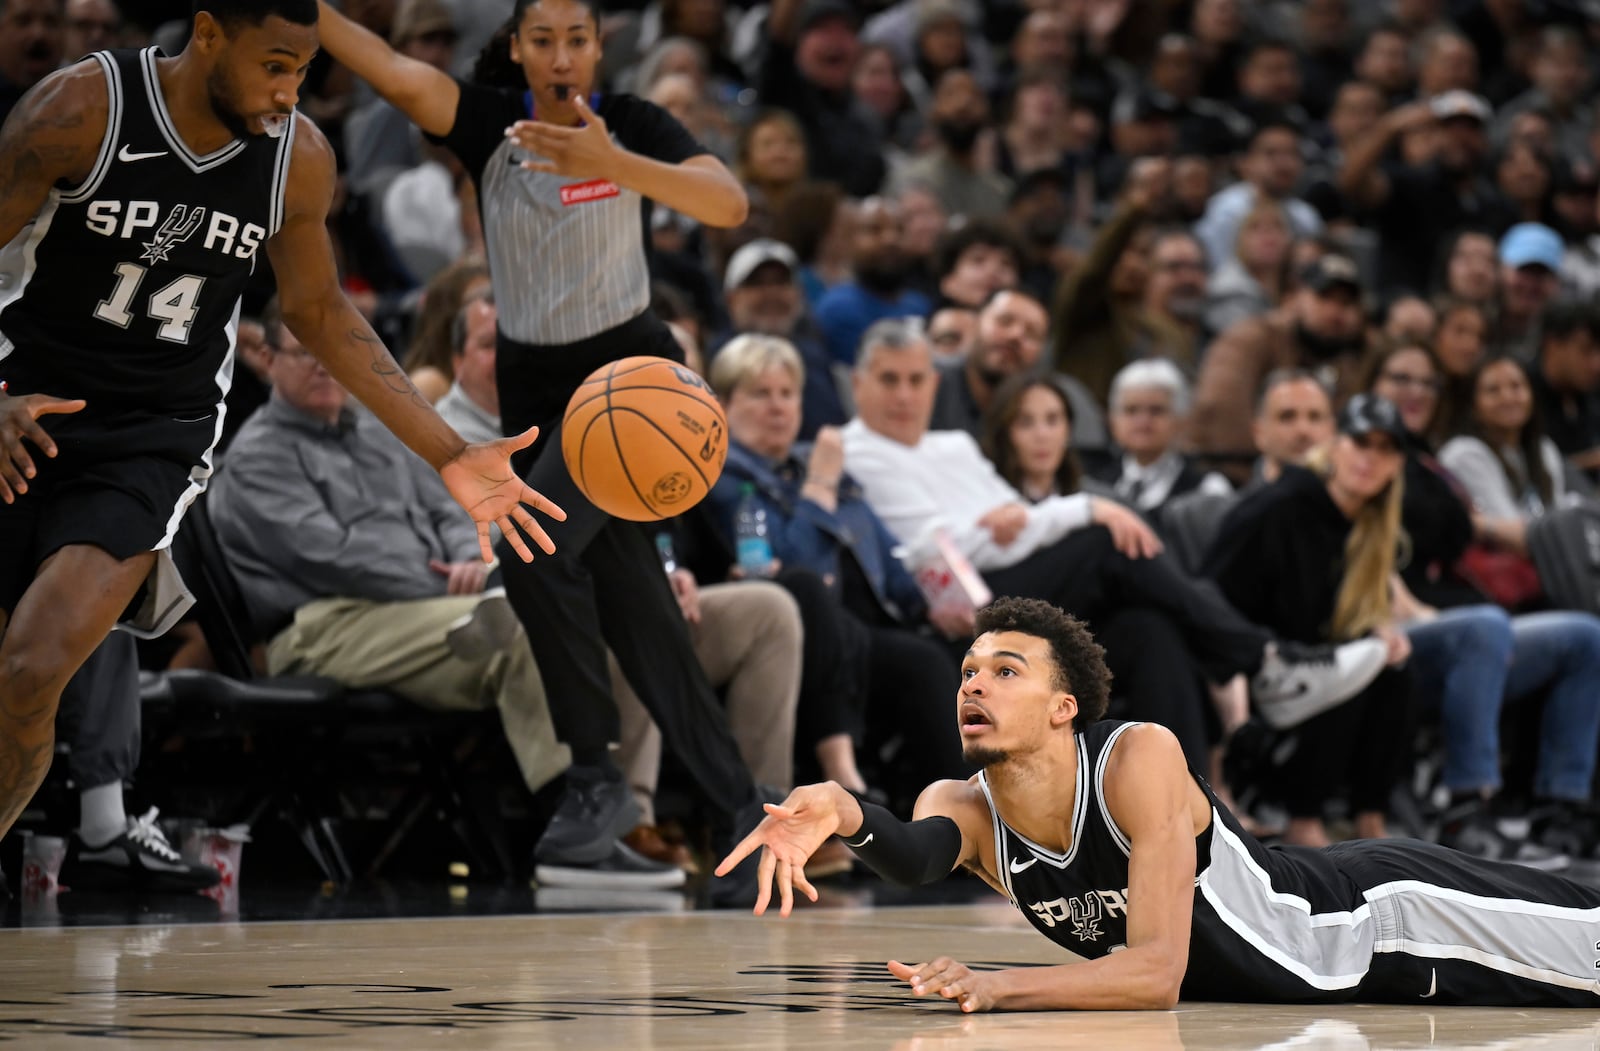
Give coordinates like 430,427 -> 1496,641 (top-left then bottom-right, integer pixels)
66,808 -> 222,892
1249,639 -> 1389,729
534,764 -> 640,866
535,839 -> 687,891
1440,799 -> 1570,871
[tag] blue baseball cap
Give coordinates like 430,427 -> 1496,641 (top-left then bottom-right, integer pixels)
1499,222 -> 1564,272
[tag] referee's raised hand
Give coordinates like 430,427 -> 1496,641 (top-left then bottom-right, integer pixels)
505,95 -> 619,179
438,425 -> 567,564
0,388 -> 86,503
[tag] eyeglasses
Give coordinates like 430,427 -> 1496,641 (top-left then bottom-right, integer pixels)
1378,371 -> 1441,393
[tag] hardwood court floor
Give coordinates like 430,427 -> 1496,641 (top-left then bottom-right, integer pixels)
3,902 -> 1596,1049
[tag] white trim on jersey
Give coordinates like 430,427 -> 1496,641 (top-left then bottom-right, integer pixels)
1198,818 -> 1376,991
977,736 -> 1092,877
267,114 -> 297,236
140,48 -> 247,173
1093,722 -> 1138,858
1364,879 -> 1600,995
155,302 -> 237,556
976,772 -> 1015,903
59,51 -> 123,205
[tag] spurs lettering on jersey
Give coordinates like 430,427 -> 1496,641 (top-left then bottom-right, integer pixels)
1027,888 -> 1129,943
83,200 -> 266,261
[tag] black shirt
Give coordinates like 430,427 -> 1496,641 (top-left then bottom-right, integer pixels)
428,82 -> 707,345
1203,466 -> 1351,644
1530,367 -> 1600,460
1373,165 -> 1516,296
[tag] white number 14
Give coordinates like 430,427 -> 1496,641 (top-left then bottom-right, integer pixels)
94,262 -> 206,344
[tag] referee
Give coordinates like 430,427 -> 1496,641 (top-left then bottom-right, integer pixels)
315,0 -> 765,893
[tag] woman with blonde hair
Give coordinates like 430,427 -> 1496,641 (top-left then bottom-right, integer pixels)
1205,395 -> 1417,847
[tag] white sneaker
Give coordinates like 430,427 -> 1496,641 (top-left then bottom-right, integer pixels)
1250,639 -> 1388,730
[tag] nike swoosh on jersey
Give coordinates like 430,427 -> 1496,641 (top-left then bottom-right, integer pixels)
1422,968 -> 1437,998
847,833 -> 874,848
118,145 -> 169,162
1009,855 -> 1038,873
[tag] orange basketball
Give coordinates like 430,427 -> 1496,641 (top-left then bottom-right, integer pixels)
561,356 -> 728,521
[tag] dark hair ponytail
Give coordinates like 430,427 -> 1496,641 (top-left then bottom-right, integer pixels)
470,0 -> 604,88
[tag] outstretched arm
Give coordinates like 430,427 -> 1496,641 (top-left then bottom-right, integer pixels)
266,116 -> 564,560
714,779 -> 982,916
314,0 -> 460,136
895,725 -> 1197,1013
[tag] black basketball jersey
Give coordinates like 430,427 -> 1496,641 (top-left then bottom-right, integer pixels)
0,47 -> 294,415
979,720 -> 1382,1004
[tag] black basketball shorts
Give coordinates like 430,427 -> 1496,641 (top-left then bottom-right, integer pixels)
0,406 -> 219,614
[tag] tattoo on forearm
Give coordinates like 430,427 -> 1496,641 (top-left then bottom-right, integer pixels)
353,328 -> 429,409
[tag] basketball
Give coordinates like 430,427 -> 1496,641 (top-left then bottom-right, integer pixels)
561,355 -> 728,521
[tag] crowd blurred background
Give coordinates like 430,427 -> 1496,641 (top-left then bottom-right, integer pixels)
8,0 -> 1600,892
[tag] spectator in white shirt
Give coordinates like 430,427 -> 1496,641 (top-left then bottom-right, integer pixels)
840,318 -> 1388,735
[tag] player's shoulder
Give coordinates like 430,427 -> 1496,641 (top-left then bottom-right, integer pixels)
915,777 -> 988,825
2,55 -> 110,145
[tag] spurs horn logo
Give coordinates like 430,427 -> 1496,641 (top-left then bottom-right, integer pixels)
141,204 -> 208,264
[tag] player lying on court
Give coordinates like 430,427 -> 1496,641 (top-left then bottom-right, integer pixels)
0,0 -> 565,844
717,597 -> 1600,1011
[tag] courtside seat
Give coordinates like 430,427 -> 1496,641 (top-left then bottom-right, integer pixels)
145,493 -> 514,884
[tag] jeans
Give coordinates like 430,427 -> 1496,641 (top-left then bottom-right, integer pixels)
1405,606 -> 1600,801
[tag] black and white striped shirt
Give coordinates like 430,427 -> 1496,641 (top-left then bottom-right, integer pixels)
431,85 -> 708,346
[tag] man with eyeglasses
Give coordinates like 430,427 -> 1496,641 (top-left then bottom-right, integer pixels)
1142,229 -> 1210,354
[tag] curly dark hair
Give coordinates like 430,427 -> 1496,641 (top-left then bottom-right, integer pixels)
975,597 -> 1111,731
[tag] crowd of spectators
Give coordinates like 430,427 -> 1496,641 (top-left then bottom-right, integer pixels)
12,0 -> 1600,887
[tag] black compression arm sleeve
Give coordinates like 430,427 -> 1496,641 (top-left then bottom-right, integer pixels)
838,803 -> 963,886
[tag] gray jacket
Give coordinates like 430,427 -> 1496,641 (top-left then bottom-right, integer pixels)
209,398 -> 480,638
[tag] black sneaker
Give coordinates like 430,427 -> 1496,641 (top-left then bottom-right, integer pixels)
533,766 -> 642,866
1250,639 -> 1388,729
1439,801 -> 1570,872
1531,802 -> 1600,871
534,839 -> 687,890
68,809 -> 222,892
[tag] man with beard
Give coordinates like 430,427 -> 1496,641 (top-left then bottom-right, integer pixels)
930,289 -> 1108,456
0,0 -> 64,124
0,0 -> 563,848
1339,90 -> 1515,295
814,197 -> 931,366
891,68 -> 1012,223
1004,171 -> 1072,307
1190,255 -> 1370,482
1142,230 -> 1209,360
716,237 -> 845,441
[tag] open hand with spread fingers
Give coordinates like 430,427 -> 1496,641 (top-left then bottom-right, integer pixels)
438,425 -> 568,563
713,783 -> 851,916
